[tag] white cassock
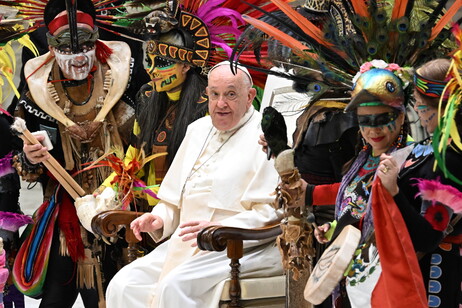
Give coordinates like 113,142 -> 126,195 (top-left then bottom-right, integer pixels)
106,107 -> 284,308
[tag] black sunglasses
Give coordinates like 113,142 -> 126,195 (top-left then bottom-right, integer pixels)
357,111 -> 400,127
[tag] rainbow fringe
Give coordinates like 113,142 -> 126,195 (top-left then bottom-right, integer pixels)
12,195 -> 59,298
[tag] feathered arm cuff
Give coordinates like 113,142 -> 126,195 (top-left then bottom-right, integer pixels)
415,178 -> 462,232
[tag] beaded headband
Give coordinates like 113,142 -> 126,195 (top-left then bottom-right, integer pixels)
414,72 -> 447,98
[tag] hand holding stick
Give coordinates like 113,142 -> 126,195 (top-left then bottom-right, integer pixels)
11,117 -> 85,199
306,213 -> 318,229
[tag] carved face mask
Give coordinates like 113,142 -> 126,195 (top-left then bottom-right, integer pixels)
146,54 -> 187,92
53,47 -> 96,80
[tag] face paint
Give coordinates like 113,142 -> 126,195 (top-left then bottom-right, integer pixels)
413,94 -> 439,134
54,48 -> 96,80
145,54 -> 187,92
357,111 -> 400,127
357,105 -> 404,156
385,119 -> 398,132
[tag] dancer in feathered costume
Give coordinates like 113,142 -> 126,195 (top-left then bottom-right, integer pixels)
403,30 -> 462,307
239,2 -> 359,307
8,0 -> 138,306
232,0 -> 462,307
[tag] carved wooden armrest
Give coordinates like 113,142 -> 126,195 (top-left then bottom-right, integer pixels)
91,210 -> 144,264
197,224 -> 282,252
197,224 -> 282,308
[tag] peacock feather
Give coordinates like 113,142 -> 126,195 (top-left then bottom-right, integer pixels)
231,0 -> 462,98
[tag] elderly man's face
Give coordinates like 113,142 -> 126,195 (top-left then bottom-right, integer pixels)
207,66 -> 255,131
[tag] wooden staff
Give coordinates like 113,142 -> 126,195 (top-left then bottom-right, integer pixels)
11,117 -> 85,200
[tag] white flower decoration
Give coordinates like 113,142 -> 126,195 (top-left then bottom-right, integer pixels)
369,59 -> 388,69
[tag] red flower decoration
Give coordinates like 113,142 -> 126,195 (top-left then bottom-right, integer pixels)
424,202 -> 450,232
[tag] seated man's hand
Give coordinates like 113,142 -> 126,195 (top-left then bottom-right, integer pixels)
258,134 -> 269,155
24,135 -> 50,164
179,221 -> 221,247
130,213 -> 164,241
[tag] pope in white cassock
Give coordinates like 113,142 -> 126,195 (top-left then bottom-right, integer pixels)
105,62 -> 284,307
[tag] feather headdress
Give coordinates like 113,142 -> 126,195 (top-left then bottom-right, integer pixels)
433,25 -> 462,185
0,5 -> 38,102
231,0 -> 462,98
107,0 -> 245,67
2,0 -> 135,38
107,0 -> 288,87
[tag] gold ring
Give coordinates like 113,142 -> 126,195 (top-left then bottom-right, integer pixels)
382,166 -> 389,174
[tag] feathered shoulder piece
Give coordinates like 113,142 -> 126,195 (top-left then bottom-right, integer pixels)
414,178 -> 462,234
0,5 -> 38,102
232,0 -> 461,97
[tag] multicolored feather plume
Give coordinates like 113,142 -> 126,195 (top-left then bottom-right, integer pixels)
433,25 -> 462,185
80,146 -> 165,210
0,5 -> 38,102
231,0 -> 461,98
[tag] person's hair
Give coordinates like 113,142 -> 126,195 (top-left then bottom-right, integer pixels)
241,71 -> 253,89
135,67 -> 208,165
415,58 -> 451,109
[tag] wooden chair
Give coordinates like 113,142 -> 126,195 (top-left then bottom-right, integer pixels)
91,211 -> 286,307
91,210 -> 144,264
197,224 -> 286,308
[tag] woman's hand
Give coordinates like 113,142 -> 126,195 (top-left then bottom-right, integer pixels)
130,213 -> 164,241
377,153 -> 399,196
314,223 -> 331,244
178,221 -> 221,247
23,135 -> 50,164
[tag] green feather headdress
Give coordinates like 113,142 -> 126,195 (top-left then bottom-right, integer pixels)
433,26 -> 462,185
0,5 -> 38,103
